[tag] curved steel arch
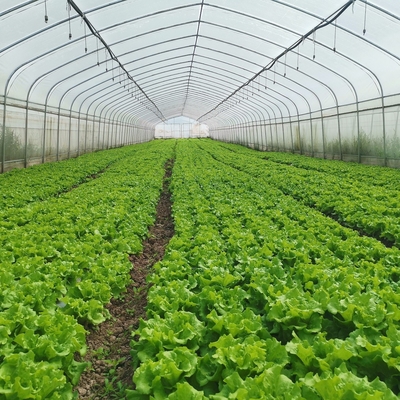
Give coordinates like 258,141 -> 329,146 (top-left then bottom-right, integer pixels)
0,1 -> 36,18
3,1 -> 360,121
2,0 -> 400,172
1,0 -> 395,111
197,17 -> 381,120
272,0 -> 400,66
13,19 -> 356,147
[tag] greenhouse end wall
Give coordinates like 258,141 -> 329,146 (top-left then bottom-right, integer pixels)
210,94 -> 400,169
0,97 -> 154,173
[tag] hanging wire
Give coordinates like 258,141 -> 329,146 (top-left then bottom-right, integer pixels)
284,53 -> 287,77
67,2 -> 72,39
297,45 -> 300,70
313,31 -> 316,59
363,0 -> 368,35
199,0 -> 355,123
352,0 -> 356,13
83,17 -> 87,53
96,39 -> 100,66
264,69 -> 267,89
333,20 -> 337,52
105,48 -> 108,72
112,61 -> 115,81
67,0 -> 165,122
44,0 -> 48,23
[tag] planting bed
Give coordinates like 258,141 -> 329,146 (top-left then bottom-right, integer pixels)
1,139 -> 400,399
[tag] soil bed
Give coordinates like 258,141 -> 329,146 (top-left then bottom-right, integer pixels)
75,159 -> 175,399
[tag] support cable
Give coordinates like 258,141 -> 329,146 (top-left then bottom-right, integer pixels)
198,0 -> 354,122
66,0 -> 166,122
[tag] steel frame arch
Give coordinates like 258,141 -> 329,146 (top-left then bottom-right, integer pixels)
1,0 -> 398,170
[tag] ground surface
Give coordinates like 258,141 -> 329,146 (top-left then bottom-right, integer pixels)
75,160 -> 174,399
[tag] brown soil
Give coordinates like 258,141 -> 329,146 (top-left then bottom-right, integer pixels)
74,159 -> 175,399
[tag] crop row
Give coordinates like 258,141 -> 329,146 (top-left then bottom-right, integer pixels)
261,151 -> 400,189
130,140 -> 400,399
0,145 -> 140,211
201,140 -> 400,247
0,140 -> 175,399
218,141 -> 400,189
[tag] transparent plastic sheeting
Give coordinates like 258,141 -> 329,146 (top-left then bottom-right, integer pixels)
1,0 -> 400,171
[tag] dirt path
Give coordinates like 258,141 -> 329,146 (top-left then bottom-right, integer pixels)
75,159 -> 175,399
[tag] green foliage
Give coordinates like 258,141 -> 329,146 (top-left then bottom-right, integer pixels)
131,139 -> 400,399
0,143 -> 141,210
208,141 -> 400,247
0,124 -> 41,163
2,139 -> 400,398
0,140 -> 176,398
0,124 -> 24,162
325,130 -> 386,158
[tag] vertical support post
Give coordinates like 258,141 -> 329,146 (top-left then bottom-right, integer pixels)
297,116 -> 302,155
289,117 -> 294,153
337,105 -> 342,160
84,114 -> 89,153
42,104 -> 47,163
97,116 -> 102,150
356,102 -> 361,163
84,115 -> 87,153
281,116 -> 285,152
270,121 -> 274,151
68,108 -> 72,159
309,113 -> 314,157
321,109 -> 326,159
77,111 -> 81,157
382,95 -> 387,166
1,96 -> 7,173
275,121 -> 279,152
56,107 -> 61,161
24,99 -> 29,168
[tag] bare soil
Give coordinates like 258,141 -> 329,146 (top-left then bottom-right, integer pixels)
74,159 -> 175,399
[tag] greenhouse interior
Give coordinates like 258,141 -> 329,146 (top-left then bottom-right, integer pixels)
2,1 -> 400,399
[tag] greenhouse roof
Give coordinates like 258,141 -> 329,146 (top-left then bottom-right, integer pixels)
1,0 -> 400,128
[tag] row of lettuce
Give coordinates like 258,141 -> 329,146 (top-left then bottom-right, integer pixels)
261,151 -> 400,189
202,140 -> 400,247
0,140 -> 175,399
129,140 -> 400,399
0,146 -> 138,211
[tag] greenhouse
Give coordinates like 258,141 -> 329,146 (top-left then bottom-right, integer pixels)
1,1 -> 400,399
